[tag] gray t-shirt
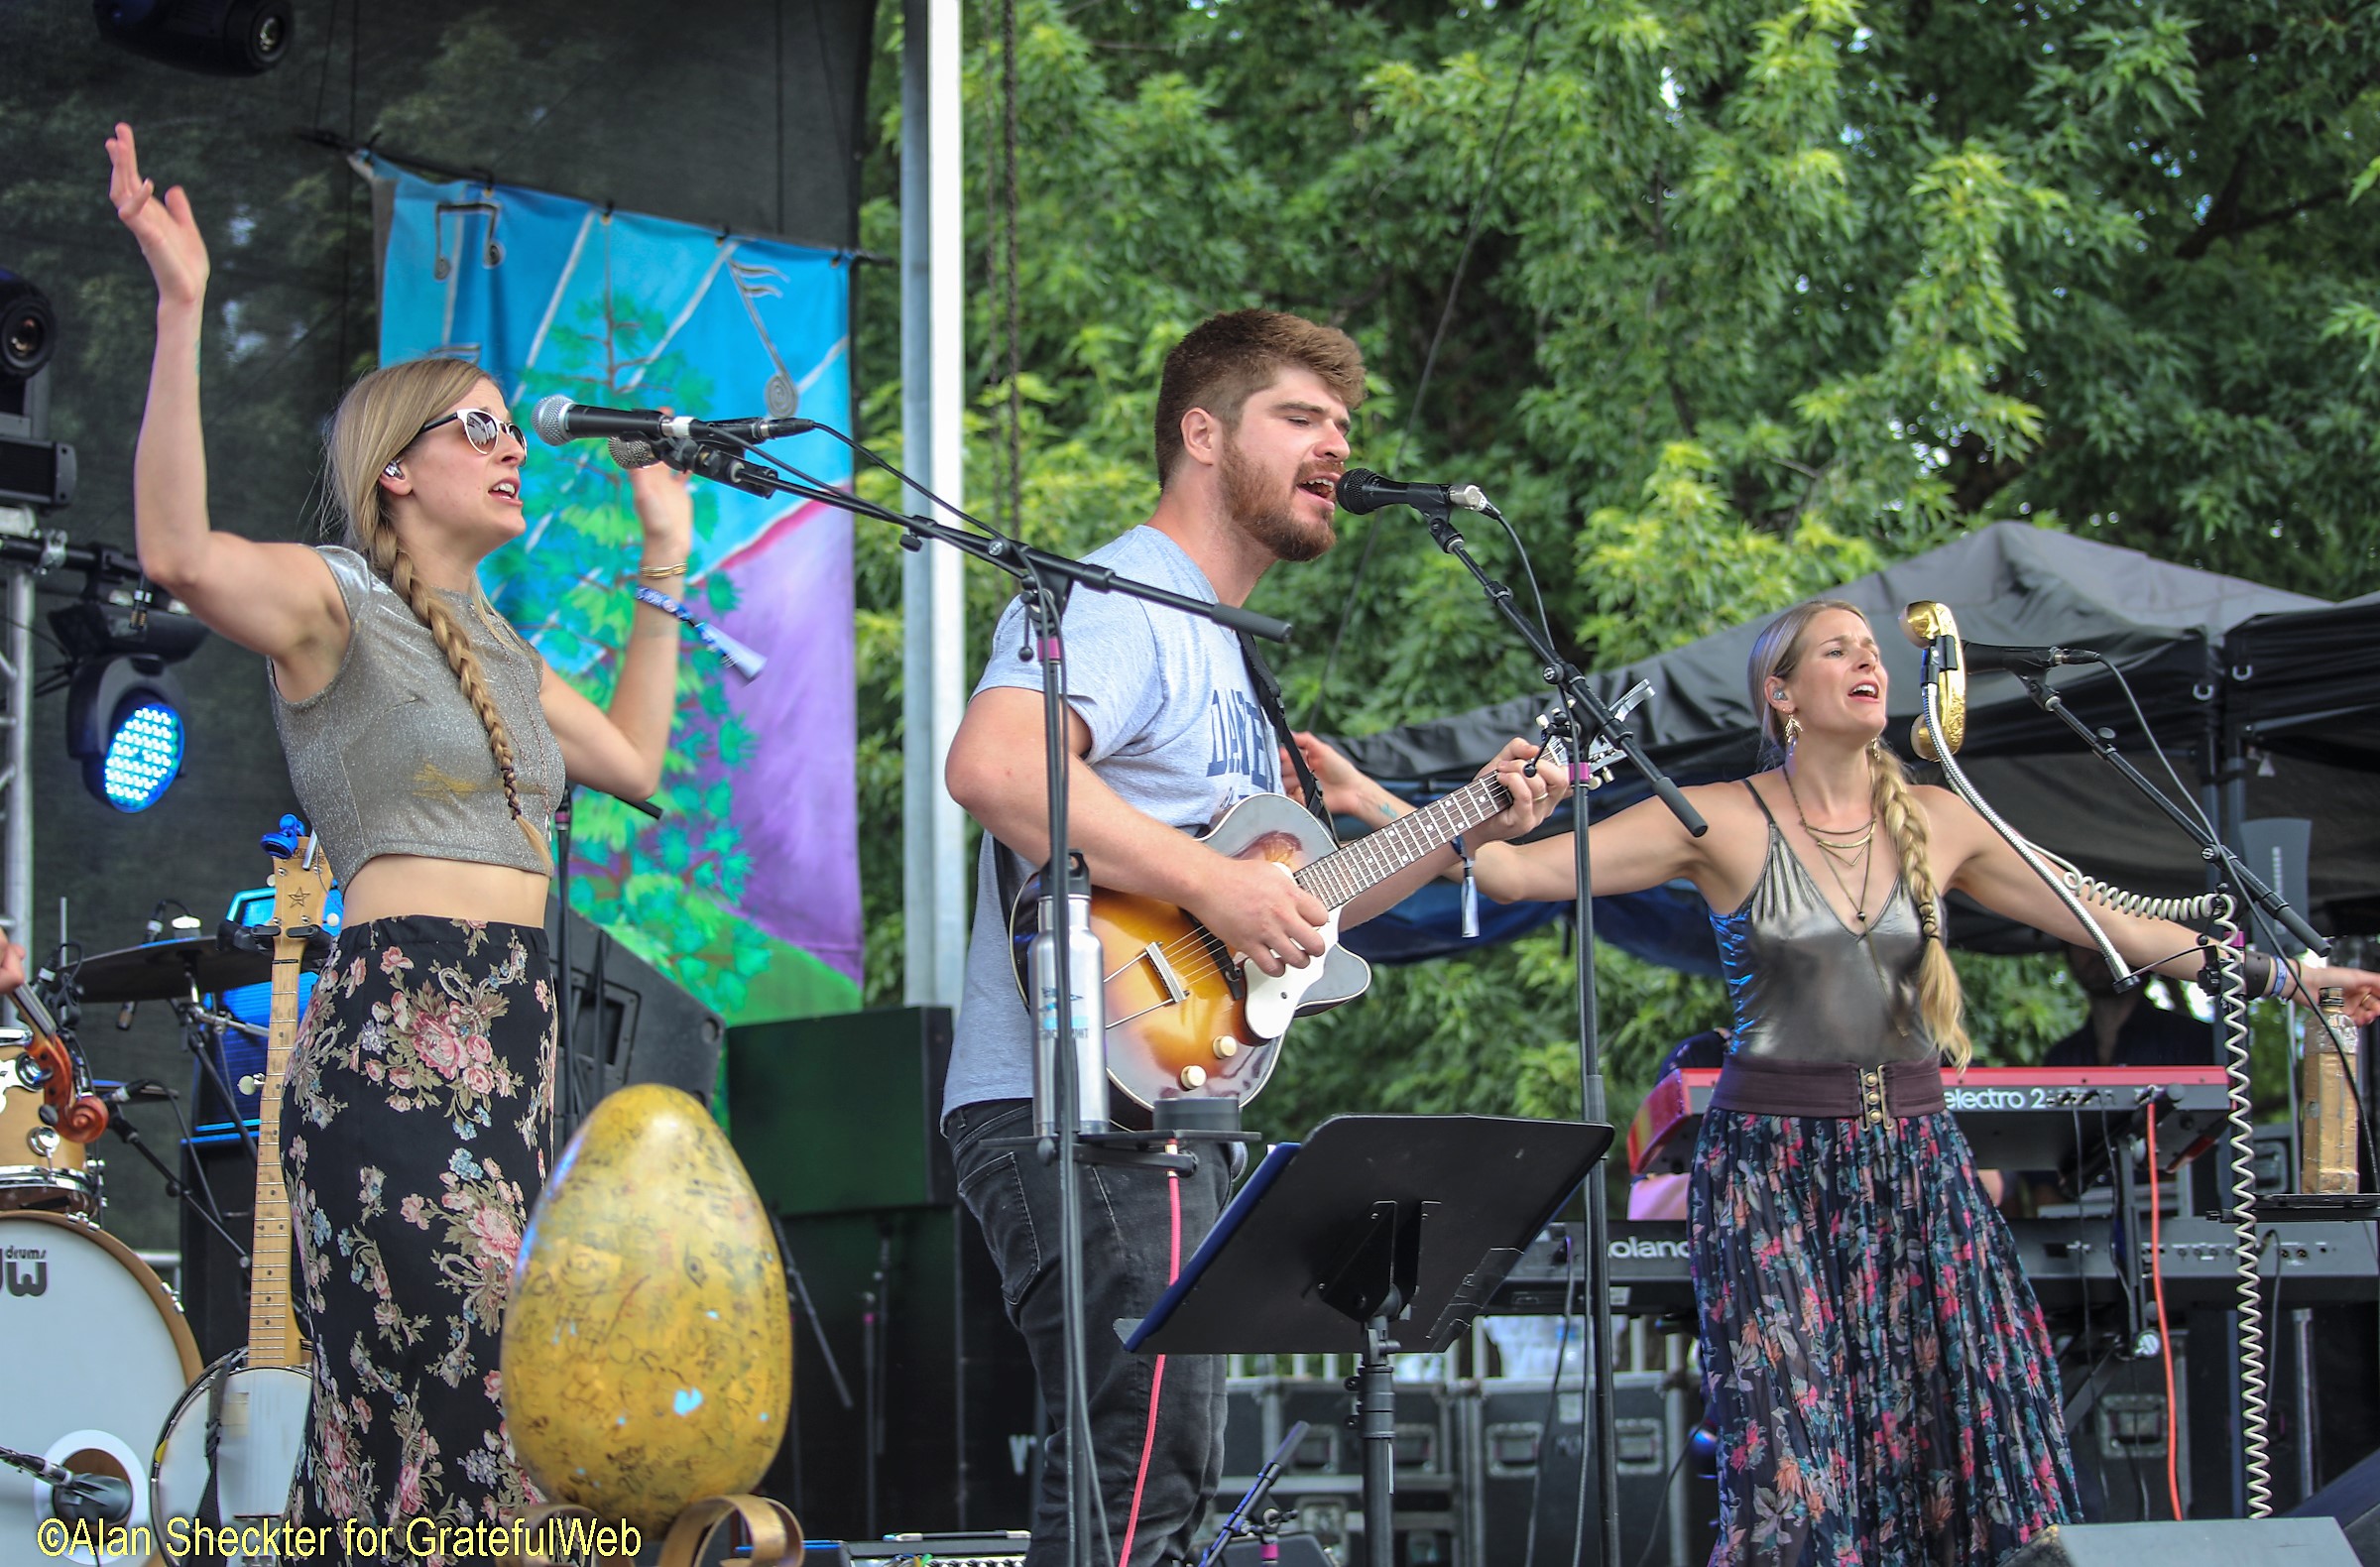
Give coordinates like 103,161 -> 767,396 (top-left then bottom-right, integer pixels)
944,526 -> 1284,1114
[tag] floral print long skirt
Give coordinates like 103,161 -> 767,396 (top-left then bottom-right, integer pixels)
1689,1108 -> 2080,1567
280,917 -> 556,1557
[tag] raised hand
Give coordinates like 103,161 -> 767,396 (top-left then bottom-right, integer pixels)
106,122 -> 209,308
620,440 -> 694,561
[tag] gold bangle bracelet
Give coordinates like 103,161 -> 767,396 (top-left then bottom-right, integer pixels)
637,561 -> 688,580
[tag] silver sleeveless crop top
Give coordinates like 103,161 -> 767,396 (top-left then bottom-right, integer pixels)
270,545 -> 564,886
1710,782 -> 1936,1064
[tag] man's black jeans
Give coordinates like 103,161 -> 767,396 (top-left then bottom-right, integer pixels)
945,1099 -> 1232,1567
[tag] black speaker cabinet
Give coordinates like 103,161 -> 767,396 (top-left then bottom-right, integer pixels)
1476,1374 -> 1716,1567
2003,1517 -> 2359,1565
178,1128 -> 265,1365
726,1005 -> 954,1215
729,1007 -> 1034,1539
549,906 -> 724,1151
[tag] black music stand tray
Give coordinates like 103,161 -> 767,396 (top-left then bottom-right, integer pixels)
1128,1114 -> 1611,1567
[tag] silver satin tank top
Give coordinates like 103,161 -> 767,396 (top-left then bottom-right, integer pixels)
1711,781 -> 1936,1064
271,545 -> 563,887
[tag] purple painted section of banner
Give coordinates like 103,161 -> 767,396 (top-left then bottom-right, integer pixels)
718,500 -> 860,975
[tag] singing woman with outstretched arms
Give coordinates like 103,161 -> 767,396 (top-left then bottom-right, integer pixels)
1301,598 -> 2380,1567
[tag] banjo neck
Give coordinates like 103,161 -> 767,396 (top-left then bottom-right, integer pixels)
249,833 -> 332,1372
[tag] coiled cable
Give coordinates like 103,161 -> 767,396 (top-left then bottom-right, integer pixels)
1915,685 -> 2272,1514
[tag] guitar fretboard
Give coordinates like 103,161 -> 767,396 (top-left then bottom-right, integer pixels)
1295,769 -> 1520,909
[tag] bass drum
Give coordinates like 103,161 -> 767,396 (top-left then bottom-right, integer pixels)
0,1210 -> 200,1564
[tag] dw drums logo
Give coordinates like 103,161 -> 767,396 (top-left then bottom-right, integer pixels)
3,1242 -> 47,1296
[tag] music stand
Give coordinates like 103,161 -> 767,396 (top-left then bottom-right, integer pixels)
1129,1114 -> 1611,1567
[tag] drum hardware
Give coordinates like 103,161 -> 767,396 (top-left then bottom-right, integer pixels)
73,925 -> 329,1008
0,1209 -> 204,1557
0,1444 -> 134,1524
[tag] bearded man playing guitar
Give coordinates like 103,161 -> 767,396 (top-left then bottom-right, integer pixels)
942,309 -> 1558,1567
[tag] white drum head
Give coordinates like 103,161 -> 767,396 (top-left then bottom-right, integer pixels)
0,1212 -> 199,1563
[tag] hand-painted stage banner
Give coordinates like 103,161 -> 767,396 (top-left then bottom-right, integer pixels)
372,158 -> 860,1024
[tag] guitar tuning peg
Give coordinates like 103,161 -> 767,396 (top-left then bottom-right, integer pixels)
1535,712 -> 1552,732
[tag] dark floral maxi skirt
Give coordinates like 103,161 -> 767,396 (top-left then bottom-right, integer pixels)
1688,1108 -> 2080,1567
279,917 -> 556,1558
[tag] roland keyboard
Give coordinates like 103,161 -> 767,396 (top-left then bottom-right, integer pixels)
1626,1065 -> 2234,1177
1485,1217 -> 2378,1320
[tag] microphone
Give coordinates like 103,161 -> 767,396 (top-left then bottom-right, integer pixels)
1334,468 -> 1493,517
608,435 -> 659,470
97,1080 -> 174,1106
532,396 -> 816,450
1960,641 -> 2103,673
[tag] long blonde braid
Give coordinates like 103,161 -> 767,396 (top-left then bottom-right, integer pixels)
1748,599 -> 1970,1068
326,357 -> 550,866
1867,735 -> 1969,1069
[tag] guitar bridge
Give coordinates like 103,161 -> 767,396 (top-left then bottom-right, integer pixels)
1137,942 -> 1190,1007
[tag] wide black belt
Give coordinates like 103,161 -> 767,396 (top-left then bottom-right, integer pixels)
1708,1056 -> 1946,1128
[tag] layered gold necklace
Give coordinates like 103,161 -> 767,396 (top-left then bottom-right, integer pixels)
1782,766 -> 1879,927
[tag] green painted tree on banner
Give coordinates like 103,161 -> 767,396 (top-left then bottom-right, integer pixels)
485,287 -> 773,1016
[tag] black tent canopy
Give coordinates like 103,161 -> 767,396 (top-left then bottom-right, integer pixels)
1332,523 -> 2380,971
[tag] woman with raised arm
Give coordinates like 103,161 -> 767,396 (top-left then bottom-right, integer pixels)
1301,598 -> 2380,1567
108,123 -> 692,1545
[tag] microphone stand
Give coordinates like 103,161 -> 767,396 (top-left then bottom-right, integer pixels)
649,430 -> 1279,1567
1404,498 -> 1706,1567
2012,674 -> 2330,960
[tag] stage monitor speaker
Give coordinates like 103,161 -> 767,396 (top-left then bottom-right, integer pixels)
758,1203 -> 1034,1541
549,905 -> 724,1152
178,1129 -> 262,1365
726,1006 -> 953,1215
2002,1517 -> 2360,1565
2294,1442 -> 2380,1565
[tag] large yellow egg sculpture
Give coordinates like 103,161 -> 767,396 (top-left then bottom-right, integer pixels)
501,1084 -> 791,1534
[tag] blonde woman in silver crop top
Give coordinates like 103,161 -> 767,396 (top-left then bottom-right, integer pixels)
111,123 -> 696,1545
110,123 -> 687,926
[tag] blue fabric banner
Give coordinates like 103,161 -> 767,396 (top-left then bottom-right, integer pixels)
374,161 -> 860,1022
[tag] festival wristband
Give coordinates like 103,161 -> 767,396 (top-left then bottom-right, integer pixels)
631,584 -> 767,681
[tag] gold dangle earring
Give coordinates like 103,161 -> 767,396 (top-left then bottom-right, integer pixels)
1783,714 -> 1802,750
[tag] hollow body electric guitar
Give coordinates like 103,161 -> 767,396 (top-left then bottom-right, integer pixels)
1009,735 -> 1613,1116
152,820 -> 331,1564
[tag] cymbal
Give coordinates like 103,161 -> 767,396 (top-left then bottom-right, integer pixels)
74,934 -> 331,1005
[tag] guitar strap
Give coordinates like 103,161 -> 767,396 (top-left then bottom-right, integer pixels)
192,1366 -> 230,1567
990,631 -> 1334,921
1235,630 -> 1331,833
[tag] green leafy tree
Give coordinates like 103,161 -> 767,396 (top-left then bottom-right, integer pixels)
845,0 -> 2380,1126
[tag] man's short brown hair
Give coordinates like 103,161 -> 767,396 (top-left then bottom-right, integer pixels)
1152,309 -> 1365,488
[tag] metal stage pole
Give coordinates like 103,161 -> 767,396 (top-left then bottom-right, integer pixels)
899,0 -> 969,1011
0,506 -> 40,952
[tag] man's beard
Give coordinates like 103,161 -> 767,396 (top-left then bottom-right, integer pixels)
1219,434 -> 1335,563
